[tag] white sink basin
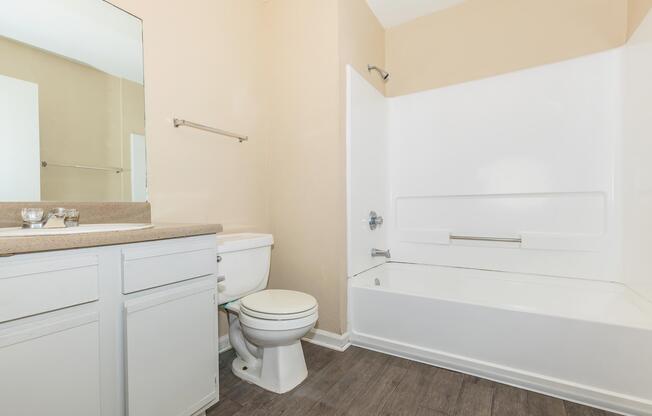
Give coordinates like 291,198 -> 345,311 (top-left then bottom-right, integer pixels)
0,223 -> 153,237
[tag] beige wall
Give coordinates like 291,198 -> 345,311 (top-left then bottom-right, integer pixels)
261,0 -> 386,334
111,0 -> 351,336
110,0 -> 270,232
262,0 -> 345,333
0,36 -> 144,201
385,0 -> 632,96
628,0 -> 652,37
338,0 -> 387,96
107,0 -> 382,335
110,0 -> 270,336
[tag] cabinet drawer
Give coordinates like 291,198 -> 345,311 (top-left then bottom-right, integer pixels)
122,237 -> 216,294
0,255 -> 99,323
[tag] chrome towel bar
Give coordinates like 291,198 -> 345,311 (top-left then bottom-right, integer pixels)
173,118 -> 248,143
41,161 -> 123,174
450,235 -> 522,244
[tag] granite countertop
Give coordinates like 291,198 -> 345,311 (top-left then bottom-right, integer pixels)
0,223 -> 223,256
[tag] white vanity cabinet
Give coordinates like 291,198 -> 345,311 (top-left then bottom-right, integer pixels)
0,253 -> 102,416
0,305 -> 102,416
121,238 -> 218,416
0,234 -> 219,416
124,279 -> 218,416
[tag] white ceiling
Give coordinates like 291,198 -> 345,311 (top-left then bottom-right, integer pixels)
367,0 -> 466,28
0,0 -> 144,84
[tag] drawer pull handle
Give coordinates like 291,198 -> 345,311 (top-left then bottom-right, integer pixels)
216,255 -> 222,263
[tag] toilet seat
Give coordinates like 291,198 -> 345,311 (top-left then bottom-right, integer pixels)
241,305 -> 318,320
240,289 -> 317,320
239,309 -> 318,331
238,289 -> 318,331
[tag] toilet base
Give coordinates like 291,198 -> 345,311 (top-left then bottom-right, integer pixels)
231,340 -> 308,394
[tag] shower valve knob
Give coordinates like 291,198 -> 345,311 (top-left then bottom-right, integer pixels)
369,211 -> 384,230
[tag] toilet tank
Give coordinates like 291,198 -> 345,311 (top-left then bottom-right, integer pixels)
216,233 -> 274,305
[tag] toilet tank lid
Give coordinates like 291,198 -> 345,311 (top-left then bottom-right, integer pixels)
216,233 -> 274,254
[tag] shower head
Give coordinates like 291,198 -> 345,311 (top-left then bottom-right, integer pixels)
367,64 -> 390,82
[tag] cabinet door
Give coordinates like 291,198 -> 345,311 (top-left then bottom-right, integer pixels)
0,308 -> 101,416
125,278 -> 218,416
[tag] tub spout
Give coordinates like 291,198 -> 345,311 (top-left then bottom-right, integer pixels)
371,248 -> 391,258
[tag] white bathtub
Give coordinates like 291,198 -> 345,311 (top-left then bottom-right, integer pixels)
348,263 -> 652,416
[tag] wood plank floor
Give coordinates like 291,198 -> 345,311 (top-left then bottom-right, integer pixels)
207,343 -> 621,416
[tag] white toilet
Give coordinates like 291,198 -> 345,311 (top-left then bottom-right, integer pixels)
216,233 -> 318,394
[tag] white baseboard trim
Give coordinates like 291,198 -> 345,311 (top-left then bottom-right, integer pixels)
351,332 -> 651,416
302,329 -> 351,352
218,334 -> 232,353
220,329 -> 350,354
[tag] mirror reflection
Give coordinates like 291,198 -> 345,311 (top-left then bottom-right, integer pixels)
0,0 -> 146,202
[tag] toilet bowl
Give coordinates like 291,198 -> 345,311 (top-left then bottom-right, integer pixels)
217,234 -> 318,393
225,290 -> 318,393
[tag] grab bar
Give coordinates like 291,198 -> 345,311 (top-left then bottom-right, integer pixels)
450,235 -> 522,244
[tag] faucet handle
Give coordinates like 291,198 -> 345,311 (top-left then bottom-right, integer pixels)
21,208 -> 45,229
21,208 -> 44,222
369,211 -> 384,230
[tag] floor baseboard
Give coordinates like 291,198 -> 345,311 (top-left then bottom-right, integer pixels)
351,332 -> 651,416
302,328 -> 351,352
218,334 -> 232,353
219,329 -> 351,354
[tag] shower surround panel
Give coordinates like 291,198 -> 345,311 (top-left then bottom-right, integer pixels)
386,50 -> 621,281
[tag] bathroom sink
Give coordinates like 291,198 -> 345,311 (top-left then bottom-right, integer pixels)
0,223 -> 154,237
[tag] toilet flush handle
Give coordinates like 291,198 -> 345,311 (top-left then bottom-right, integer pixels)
216,255 -> 225,282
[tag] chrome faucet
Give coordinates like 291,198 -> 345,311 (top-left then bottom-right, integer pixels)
21,207 -> 76,229
371,248 -> 391,258
42,208 -> 68,228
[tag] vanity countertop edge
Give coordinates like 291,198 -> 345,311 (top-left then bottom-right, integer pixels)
0,223 -> 223,256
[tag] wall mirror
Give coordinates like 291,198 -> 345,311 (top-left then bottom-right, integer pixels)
0,0 -> 146,202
